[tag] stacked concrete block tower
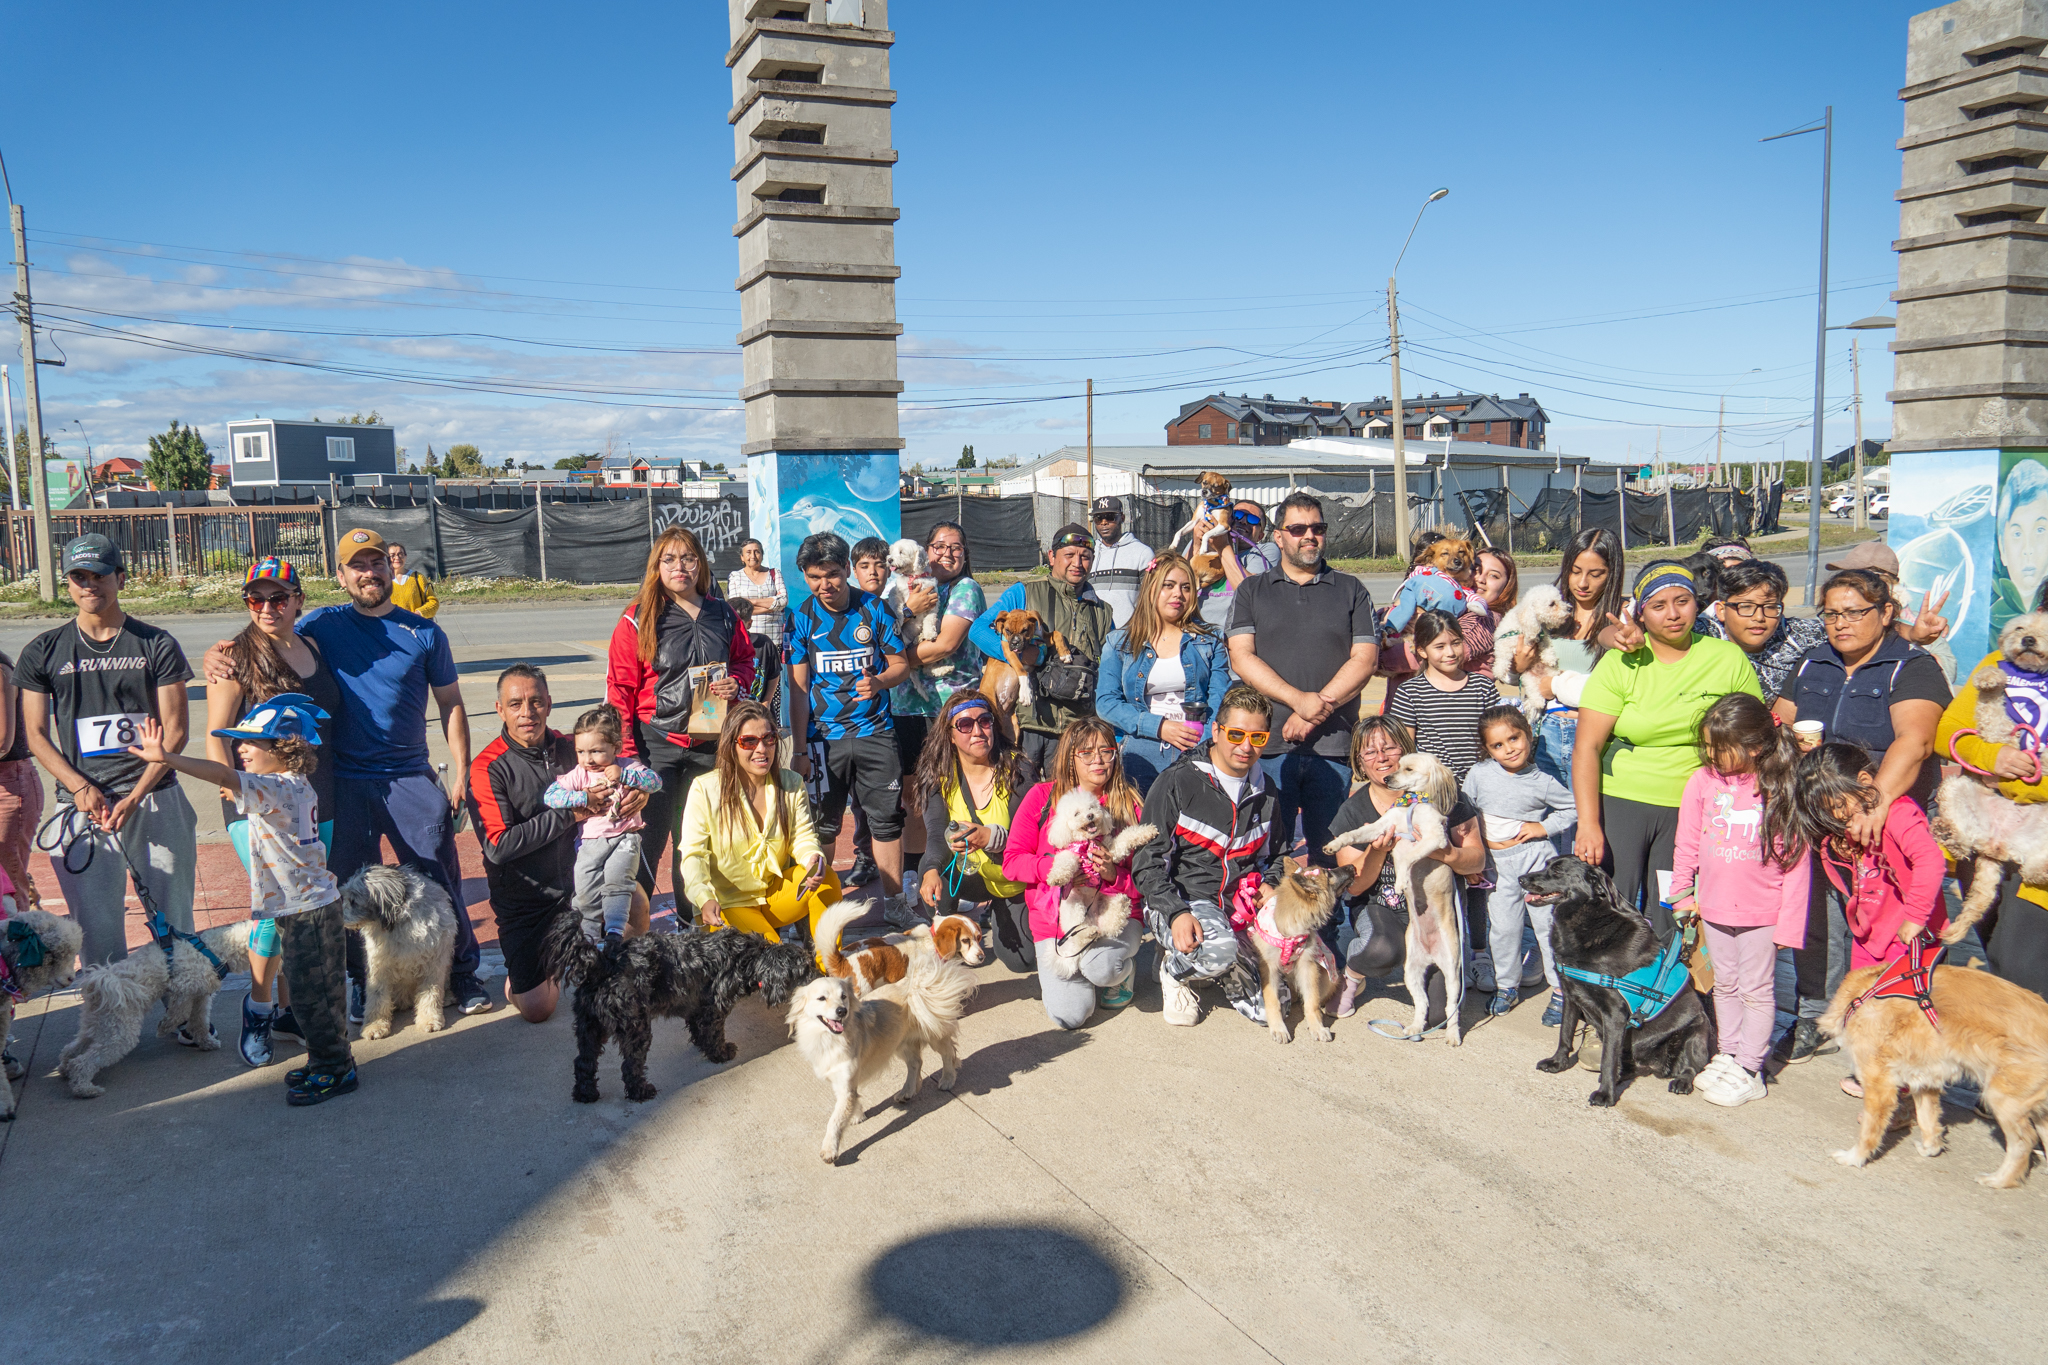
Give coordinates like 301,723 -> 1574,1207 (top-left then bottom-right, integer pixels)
727,0 -> 903,606
1892,0 -> 2048,450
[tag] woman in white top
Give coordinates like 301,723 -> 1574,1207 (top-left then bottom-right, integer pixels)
1096,552 -> 1232,795
727,538 -> 788,712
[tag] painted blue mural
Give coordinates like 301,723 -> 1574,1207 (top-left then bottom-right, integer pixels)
1887,449 -> 1997,684
747,449 -> 902,611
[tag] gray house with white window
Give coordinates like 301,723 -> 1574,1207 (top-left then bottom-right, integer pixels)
224,418 -> 398,487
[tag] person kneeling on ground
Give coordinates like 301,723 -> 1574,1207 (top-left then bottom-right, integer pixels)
1130,683 -> 1278,1026
128,698 -> 358,1106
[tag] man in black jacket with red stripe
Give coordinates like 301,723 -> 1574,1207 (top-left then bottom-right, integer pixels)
1130,684 -> 1279,1028
470,664 -> 648,1021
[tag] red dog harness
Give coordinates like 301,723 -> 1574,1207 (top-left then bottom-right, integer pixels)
1841,933 -> 1941,1031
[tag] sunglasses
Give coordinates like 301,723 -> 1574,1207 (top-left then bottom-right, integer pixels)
733,733 -> 773,751
1220,727 -> 1270,747
1232,510 -> 1264,525
1052,536 -> 1091,551
951,713 -> 995,733
1282,523 -> 1327,538
245,593 -> 292,610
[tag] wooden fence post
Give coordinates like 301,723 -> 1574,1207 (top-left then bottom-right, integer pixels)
166,504 -> 180,577
535,482 -> 548,581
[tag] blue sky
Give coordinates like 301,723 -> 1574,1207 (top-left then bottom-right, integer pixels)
2,1 -> 1931,473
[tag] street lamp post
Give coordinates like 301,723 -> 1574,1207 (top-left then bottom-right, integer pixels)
1763,107 -> 1832,606
1388,187 -> 1448,557
1830,315 -> 1895,531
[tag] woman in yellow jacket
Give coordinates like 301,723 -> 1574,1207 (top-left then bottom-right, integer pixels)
678,698 -> 842,943
386,542 -> 440,618
1935,645 -> 2048,998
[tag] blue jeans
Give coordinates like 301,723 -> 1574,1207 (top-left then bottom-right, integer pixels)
331,772 -> 479,979
1120,735 -> 1180,797
1258,750 -> 1352,865
1534,709 -> 1577,791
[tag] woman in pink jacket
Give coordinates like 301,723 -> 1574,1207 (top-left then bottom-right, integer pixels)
1003,717 -> 1145,1030
1670,695 -> 1809,1108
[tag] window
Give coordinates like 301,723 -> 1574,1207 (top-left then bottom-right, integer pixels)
235,432 -> 268,463
775,125 -> 825,144
776,186 -> 824,203
1227,422 -> 1237,440
1198,423 -> 1213,439
326,437 -> 356,463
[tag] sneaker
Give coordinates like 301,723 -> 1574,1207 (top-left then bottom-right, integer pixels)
175,1023 -> 217,1048
1160,961 -> 1200,1027
1097,967 -> 1134,1009
1693,1054 -> 1741,1098
347,978 -> 365,1026
1,1047 -> 21,1082
1703,1065 -> 1766,1107
452,973 -> 494,1016
881,895 -> 923,932
1487,985 -> 1519,1017
286,1065 -> 359,1107
238,995 -> 276,1069
845,851 -> 880,889
1334,975 -> 1363,1019
1772,1018 -> 1838,1065
1576,1025 -> 1603,1072
1467,951 -> 1496,993
270,1007 -> 304,1044
602,930 -> 625,960
1540,991 -> 1564,1028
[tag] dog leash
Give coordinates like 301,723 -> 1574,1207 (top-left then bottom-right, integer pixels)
35,806 -> 229,981
1947,724 -> 2044,783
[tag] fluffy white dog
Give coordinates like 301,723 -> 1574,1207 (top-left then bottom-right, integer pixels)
59,921 -> 255,1098
337,865 -> 457,1040
884,537 -> 939,703
1,908 -> 82,1119
1493,584 -> 1576,723
1043,788 -> 1158,978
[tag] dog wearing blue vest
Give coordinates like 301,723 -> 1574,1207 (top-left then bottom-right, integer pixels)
1521,857 -> 1711,1106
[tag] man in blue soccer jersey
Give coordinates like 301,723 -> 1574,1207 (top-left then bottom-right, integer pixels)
786,532 -> 915,923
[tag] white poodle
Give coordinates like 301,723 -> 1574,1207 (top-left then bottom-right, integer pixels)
58,921 -> 255,1099
1,907 -> 82,1119
337,865 -> 458,1041
884,538 -> 939,703
1493,584 -> 1576,722
1043,788 -> 1158,978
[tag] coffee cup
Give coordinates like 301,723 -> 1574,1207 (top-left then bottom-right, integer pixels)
1792,719 -> 1824,753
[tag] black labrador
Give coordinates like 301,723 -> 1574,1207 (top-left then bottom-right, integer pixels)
1520,857 -> 1711,1107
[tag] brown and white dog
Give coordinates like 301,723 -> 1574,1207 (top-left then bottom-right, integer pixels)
1412,524 -> 1477,585
978,608 -> 1063,731
1819,957 -> 2048,1188
1247,858 -> 1342,1044
815,901 -> 988,992
1173,471 -> 1234,587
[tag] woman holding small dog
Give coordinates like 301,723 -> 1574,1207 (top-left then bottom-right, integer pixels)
679,700 -> 842,948
1002,717 -> 1146,1028
1505,528 -> 1625,789
913,690 -> 1030,967
1098,552 -> 1232,795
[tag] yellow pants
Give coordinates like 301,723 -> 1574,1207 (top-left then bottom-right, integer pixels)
718,866 -> 843,947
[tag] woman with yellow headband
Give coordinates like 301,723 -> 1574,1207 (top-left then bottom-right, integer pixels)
1572,559 -> 1762,941
909,690 -> 1031,965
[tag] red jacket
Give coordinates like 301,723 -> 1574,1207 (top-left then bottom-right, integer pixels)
606,602 -> 757,759
1819,795 -> 1948,950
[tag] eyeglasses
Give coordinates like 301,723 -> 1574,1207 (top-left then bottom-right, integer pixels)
733,733 -> 772,751
1073,745 -> 1117,761
245,594 -> 292,611
1818,605 -> 1879,626
1221,728 -> 1270,747
951,714 -> 995,733
1281,523 -> 1327,538
1723,600 -> 1784,621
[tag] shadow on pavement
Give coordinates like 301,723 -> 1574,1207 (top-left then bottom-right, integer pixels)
863,1224 -> 1124,1346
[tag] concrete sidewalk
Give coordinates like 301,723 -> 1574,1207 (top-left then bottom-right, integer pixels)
2,940 -> 2040,1364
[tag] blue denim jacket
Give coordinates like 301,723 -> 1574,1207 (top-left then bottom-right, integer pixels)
1096,628 -> 1232,741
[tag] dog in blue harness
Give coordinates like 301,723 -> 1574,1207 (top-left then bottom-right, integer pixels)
1521,857 -> 1711,1107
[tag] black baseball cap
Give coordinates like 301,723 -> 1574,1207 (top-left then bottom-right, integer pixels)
1050,523 -> 1092,551
1090,496 -> 1124,518
63,533 -> 124,577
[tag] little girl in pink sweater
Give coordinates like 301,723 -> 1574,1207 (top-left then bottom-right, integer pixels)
1670,694 -> 1809,1109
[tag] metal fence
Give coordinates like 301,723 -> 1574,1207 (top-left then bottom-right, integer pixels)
3,507 -> 329,581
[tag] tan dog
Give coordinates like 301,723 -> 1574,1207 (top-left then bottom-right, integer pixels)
1819,958 -> 2048,1188
1248,857 -> 1342,1043
1173,471 -> 1234,587
977,608 -> 1052,732
1415,525 -> 1476,584
814,901 -> 988,992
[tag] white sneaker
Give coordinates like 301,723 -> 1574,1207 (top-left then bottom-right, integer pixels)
1702,1063 -> 1766,1108
1693,1054 -> 1741,1097
1160,960 -> 1200,1027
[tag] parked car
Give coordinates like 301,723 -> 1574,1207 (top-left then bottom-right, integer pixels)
1868,493 -> 1890,518
1828,494 -> 1857,518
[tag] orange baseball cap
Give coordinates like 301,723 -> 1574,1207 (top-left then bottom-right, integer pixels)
338,528 -> 388,565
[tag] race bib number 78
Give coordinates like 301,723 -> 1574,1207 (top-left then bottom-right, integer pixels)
77,712 -> 149,758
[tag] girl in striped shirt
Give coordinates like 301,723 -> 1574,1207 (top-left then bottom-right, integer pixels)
1385,609 -> 1501,780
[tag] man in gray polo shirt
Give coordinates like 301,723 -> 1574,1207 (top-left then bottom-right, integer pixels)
1225,492 -> 1378,862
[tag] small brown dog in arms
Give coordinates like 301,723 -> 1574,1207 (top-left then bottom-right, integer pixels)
1247,857 -> 1342,1043
787,951 -> 977,1164
1819,955 -> 2048,1188
977,608 -> 1060,731
814,900 -> 988,992
1171,471 -> 1234,587
1929,611 -> 2048,945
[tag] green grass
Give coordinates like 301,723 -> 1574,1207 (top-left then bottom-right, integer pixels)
0,572 -> 640,619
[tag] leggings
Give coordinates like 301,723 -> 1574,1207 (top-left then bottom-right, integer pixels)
1599,792 -> 1681,940
716,866 -> 844,962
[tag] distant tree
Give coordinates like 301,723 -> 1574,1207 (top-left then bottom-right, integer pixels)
143,420 -> 213,491
553,456 -> 585,470
502,458 -> 517,475
10,425 -> 56,501
335,411 -> 384,425
957,444 -> 976,469
443,443 -> 486,477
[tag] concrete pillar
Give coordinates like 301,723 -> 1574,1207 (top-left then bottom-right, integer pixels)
728,0 -> 903,603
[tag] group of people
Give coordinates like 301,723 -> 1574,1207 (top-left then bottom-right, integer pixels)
7,491 -> 2046,1119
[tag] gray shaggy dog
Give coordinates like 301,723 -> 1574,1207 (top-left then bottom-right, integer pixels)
337,865 -> 458,1040
2,908 -> 83,1119
59,921 -> 255,1099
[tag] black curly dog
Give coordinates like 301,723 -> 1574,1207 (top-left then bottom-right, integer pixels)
545,914 -> 818,1104
1520,857 -> 1711,1107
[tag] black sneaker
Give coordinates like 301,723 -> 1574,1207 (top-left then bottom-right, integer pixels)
1773,1018 -> 1839,1065
286,1065 -> 359,1107
238,994 -> 276,1069
845,851 -> 880,889
271,1007 -> 304,1044
347,978 -> 365,1026
452,973 -> 495,1016
602,930 -> 625,960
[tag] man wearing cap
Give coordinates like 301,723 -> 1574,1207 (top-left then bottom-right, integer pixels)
16,534 -> 198,967
1825,540 -> 1949,646
969,523 -> 1113,771
204,527 -> 486,1015
1087,497 -> 1152,629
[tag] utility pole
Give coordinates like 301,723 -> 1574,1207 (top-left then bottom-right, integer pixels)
1388,284 -> 1410,554
0,362 -> 18,509
10,203 -> 55,602
1085,378 -> 1094,510
1764,106 -> 1832,604
1714,395 -> 1724,486
1851,336 -> 1866,531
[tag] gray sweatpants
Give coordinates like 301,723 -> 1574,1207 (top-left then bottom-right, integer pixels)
574,831 -> 642,939
1487,840 -> 1561,992
1037,920 -> 1142,1030
1142,897 -> 1265,1021
51,786 -> 198,967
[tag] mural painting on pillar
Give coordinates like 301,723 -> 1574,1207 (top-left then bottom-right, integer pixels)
1887,449 -> 1996,685
747,450 -> 902,610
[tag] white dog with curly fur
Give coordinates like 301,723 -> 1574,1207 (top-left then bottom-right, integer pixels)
59,921 -> 255,1098
1494,584 -> 1576,723
1,907 -> 82,1118
1043,788 -> 1157,978
337,864 -> 458,1041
